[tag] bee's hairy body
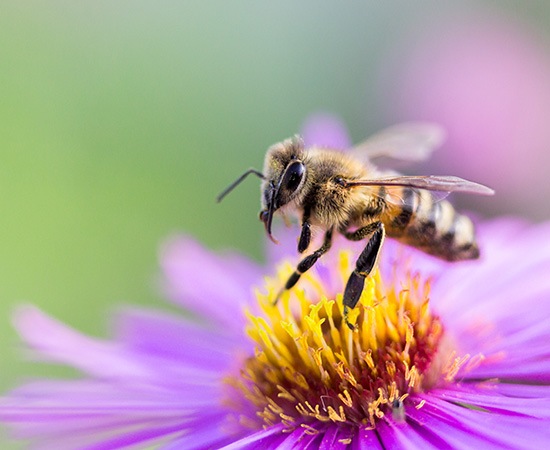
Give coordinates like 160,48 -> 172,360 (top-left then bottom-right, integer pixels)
276,145 -> 479,262
219,124 -> 493,328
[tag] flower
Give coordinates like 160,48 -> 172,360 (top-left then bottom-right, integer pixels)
2,116 -> 550,448
1,218 -> 550,449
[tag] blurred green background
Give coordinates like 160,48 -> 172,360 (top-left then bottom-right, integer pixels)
1,3 -> 550,443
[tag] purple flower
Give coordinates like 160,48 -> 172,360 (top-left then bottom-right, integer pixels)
1,218 -> 550,449
1,117 -> 550,448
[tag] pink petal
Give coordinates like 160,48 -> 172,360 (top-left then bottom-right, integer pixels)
160,236 -> 263,333
301,112 -> 352,149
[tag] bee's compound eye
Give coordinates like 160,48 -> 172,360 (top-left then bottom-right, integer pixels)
259,210 -> 268,222
283,161 -> 305,192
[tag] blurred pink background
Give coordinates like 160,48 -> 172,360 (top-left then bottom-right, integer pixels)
379,9 -> 550,220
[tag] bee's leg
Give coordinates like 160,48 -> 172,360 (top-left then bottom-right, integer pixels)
340,221 -> 381,242
298,209 -> 312,254
274,228 -> 333,305
342,222 -> 385,330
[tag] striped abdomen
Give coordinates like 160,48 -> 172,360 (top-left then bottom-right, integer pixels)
382,188 -> 479,261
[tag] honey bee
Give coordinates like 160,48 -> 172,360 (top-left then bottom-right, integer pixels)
218,123 -> 494,328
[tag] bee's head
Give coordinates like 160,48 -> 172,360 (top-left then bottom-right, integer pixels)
259,136 -> 307,243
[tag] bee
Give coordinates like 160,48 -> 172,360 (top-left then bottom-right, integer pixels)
217,123 -> 494,328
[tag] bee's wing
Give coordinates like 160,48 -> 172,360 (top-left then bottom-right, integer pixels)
345,175 -> 495,196
379,185 -> 451,206
350,123 -> 446,163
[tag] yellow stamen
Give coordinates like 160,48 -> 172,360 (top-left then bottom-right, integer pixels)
415,399 -> 426,410
225,250 -> 470,430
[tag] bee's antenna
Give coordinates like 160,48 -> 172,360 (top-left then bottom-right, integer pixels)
216,169 -> 265,203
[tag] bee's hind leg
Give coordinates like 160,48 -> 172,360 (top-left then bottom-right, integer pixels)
273,228 -> 333,305
340,221 -> 383,242
342,221 -> 385,330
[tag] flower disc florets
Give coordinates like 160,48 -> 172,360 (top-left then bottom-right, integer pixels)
227,251 -> 471,433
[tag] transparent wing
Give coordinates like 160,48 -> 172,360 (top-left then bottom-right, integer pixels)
349,175 -> 494,210
350,122 -> 446,163
345,175 -> 495,196
379,186 -> 450,207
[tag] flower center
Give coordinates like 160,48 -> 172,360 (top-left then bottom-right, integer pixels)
226,251 -> 468,432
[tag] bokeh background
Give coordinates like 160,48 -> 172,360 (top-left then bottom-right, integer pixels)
1,1 -> 550,443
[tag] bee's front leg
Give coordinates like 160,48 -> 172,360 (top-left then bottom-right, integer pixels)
297,210 -> 312,253
273,227 -> 333,305
342,221 -> 385,330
